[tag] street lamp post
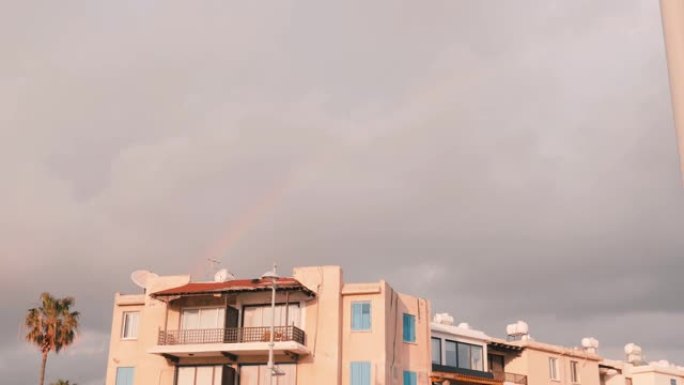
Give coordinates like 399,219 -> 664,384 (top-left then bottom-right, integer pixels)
261,263 -> 279,385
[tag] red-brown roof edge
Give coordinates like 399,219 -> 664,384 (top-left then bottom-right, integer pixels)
151,277 -> 316,298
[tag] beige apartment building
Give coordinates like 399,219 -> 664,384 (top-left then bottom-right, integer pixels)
485,324 -> 601,385
105,265 -> 431,385
429,314 -> 526,385
600,344 -> 684,385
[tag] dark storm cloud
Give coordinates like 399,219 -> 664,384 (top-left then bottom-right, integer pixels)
1,1 -> 682,384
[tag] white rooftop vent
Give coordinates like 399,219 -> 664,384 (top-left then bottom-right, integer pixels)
434,313 -> 455,325
624,343 -> 642,355
625,343 -> 644,365
581,337 -> 600,354
506,321 -> 529,340
458,322 -> 471,330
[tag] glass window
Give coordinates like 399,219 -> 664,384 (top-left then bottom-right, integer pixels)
243,304 -> 301,328
177,366 -> 228,385
403,370 -> 417,385
470,345 -> 483,371
445,340 -> 457,367
571,361 -> 579,383
351,362 -> 371,385
351,302 -> 371,331
115,367 -> 134,385
458,343 -> 471,368
432,338 -> 442,365
181,308 -> 226,330
549,357 -> 559,380
447,342 -> 484,371
403,313 -> 416,343
670,380 -> 677,385
121,312 -> 139,340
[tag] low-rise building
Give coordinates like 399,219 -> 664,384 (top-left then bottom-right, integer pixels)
105,265 -> 431,385
486,323 -> 601,385
430,313 -> 516,385
600,344 -> 684,385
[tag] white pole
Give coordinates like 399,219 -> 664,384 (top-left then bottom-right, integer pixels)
268,264 -> 277,385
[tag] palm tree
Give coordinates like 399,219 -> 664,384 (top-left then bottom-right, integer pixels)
51,380 -> 77,385
25,293 -> 80,385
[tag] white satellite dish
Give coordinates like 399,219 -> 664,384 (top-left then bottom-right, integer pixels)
131,270 -> 159,289
214,268 -> 236,282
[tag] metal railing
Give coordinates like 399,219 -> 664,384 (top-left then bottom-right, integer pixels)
491,371 -> 528,385
157,325 -> 305,346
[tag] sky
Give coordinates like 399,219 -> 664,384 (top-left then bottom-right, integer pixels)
1,0 -> 683,384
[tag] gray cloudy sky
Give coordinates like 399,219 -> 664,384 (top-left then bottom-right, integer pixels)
2,0 -> 684,384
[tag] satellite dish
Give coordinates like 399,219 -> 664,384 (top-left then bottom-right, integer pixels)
214,268 -> 236,282
131,270 -> 159,289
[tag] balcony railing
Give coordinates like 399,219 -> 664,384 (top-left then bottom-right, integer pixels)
491,371 -> 527,385
157,326 -> 305,346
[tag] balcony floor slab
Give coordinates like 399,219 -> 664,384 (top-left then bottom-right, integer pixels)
149,341 -> 310,358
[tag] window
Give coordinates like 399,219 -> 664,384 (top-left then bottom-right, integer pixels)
351,362 -> 371,385
403,313 -> 416,343
351,302 -> 371,331
445,340 -> 458,367
242,304 -> 301,328
181,308 -> 225,330
626,379 -> 633,385
432,338 -> 442,365
570,361 -> 579,383
236,365 -> 295,385
121,312 -> 139,340
457,342 -> 483,371
671,380 -> 677,385
403,370 -> 417,385
549,357 -> 559,380
177,366 -> 236,385
115,367 -> 134,385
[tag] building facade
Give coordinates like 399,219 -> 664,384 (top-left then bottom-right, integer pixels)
104,265 -> 431,385
600,345 -> 684,385
661,0 -> 684,179
487,337 -> 601,385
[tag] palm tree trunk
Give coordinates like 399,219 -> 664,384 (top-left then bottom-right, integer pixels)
39,351 -> 48,385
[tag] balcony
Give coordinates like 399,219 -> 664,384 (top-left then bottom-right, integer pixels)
491,371 -> 527,385
149,326 -> 309,359
158,326 -> 305,345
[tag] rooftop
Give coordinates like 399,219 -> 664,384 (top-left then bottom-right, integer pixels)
151,277 -> 316,298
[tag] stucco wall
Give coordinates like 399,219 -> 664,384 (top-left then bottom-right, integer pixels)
105,275 -> 190,385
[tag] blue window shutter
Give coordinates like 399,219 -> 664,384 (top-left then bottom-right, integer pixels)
403,370 -> 417,385
403,314 -> 416,342
352,303 -> 361,330
116,367 -> 134,385
352,302 -> 371,330
351,362 -> 371,385
361,303 -> 371,329
410,315 -> 416,341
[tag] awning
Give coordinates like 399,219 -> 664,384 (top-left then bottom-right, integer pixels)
151,277 -> 316,298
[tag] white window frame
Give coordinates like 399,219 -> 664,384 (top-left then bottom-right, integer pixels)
121,311 -> 140,340
549,357 -> 559,381
570,361 -> 580,383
